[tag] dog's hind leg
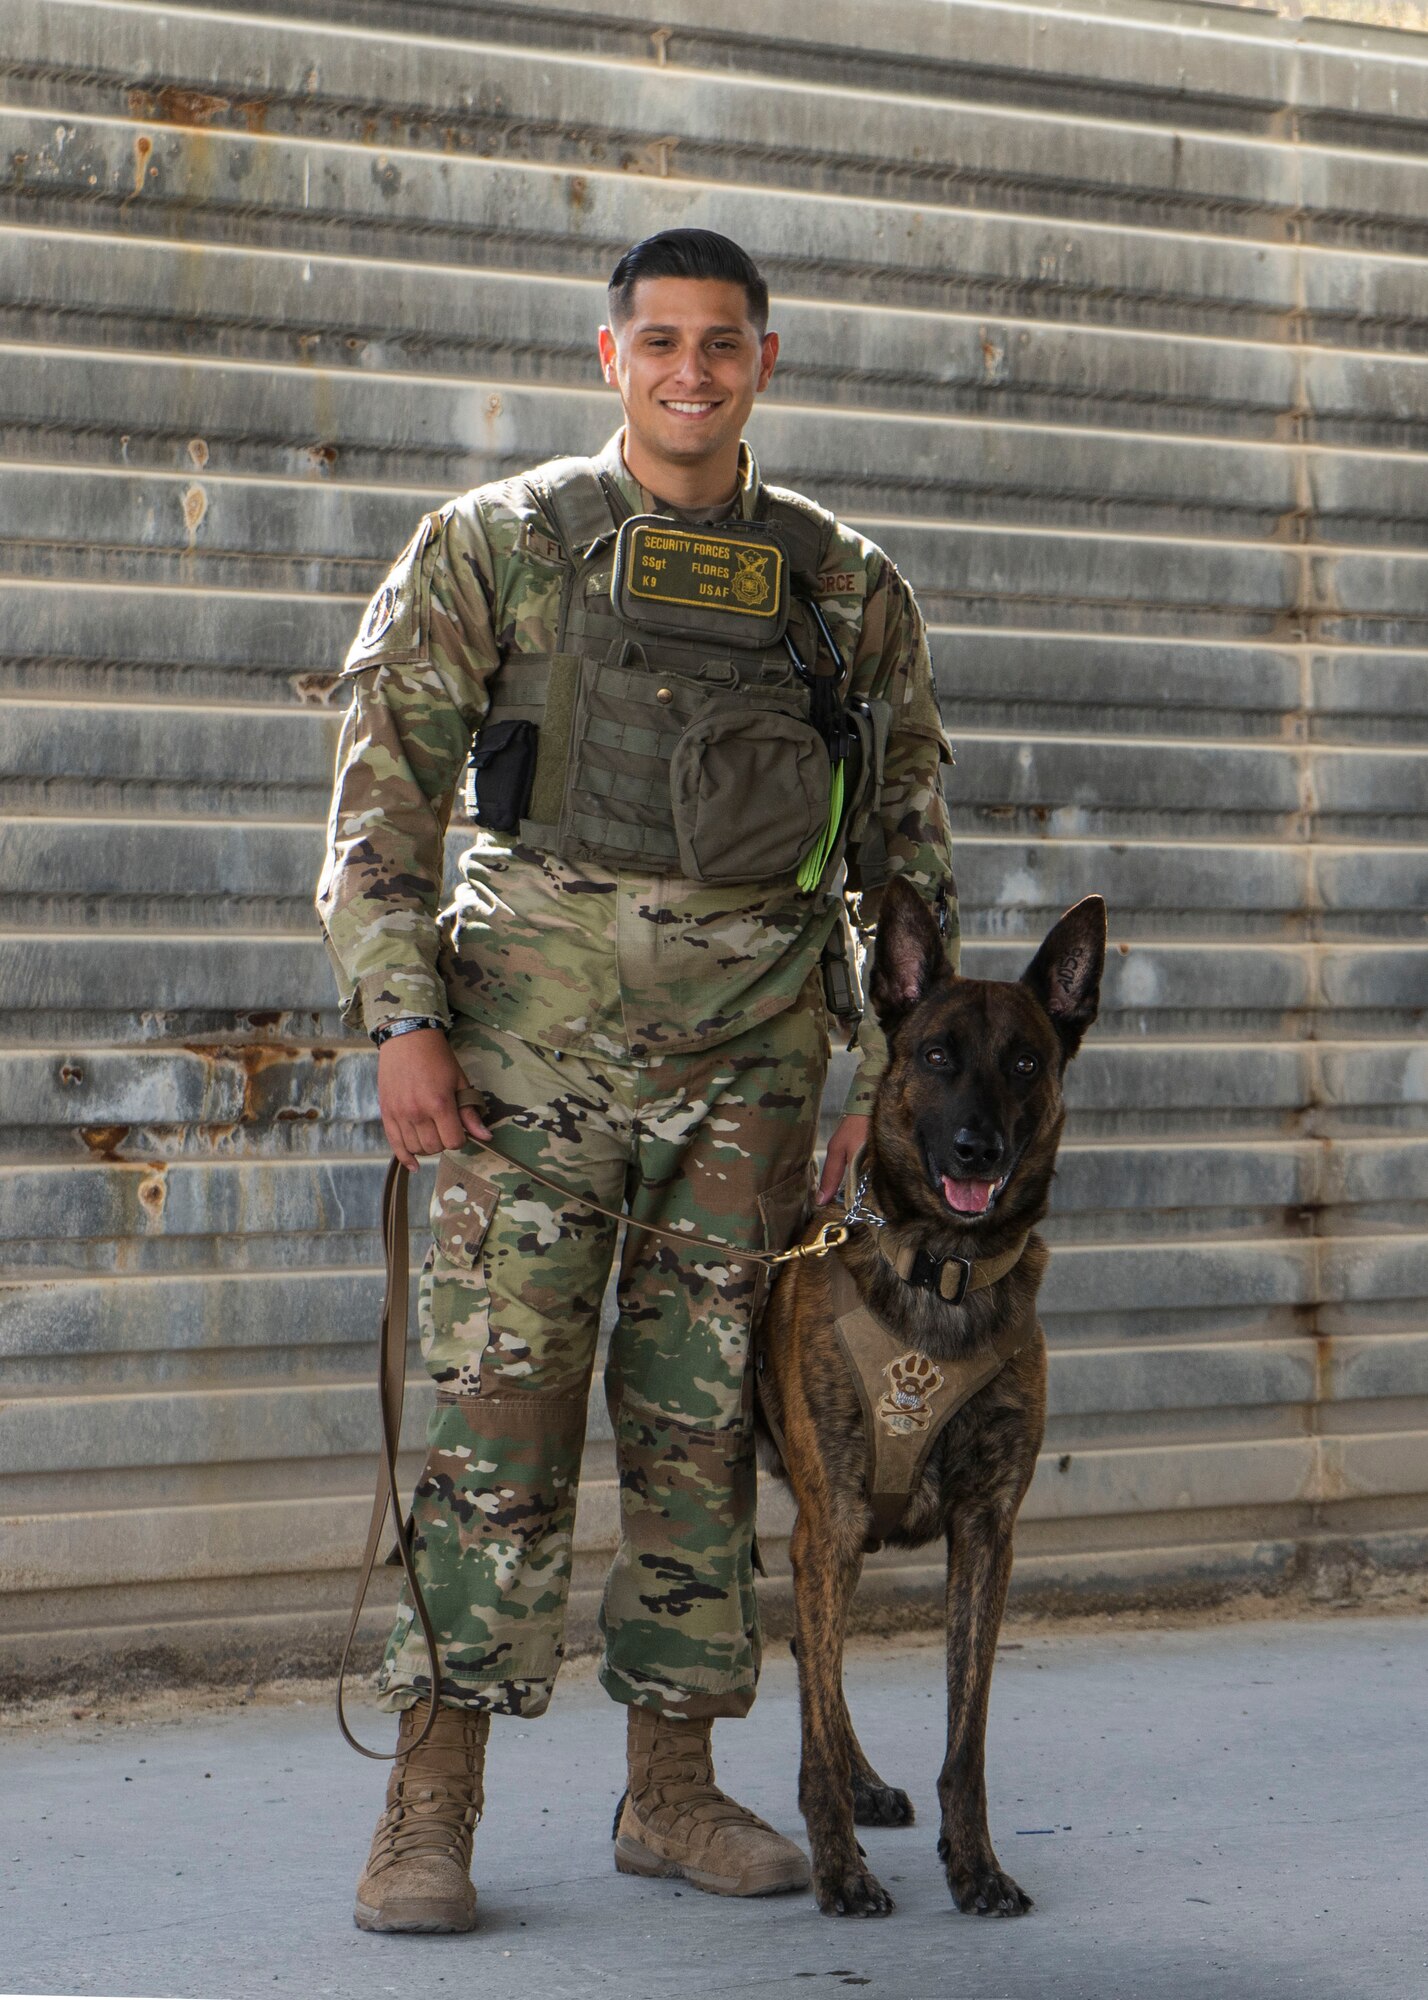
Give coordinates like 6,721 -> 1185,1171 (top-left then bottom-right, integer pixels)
790,1511 -> 894,1917
849,1742 -> 915,1827
843,1626 -> 915,1828
935,1508 -> 1032,1917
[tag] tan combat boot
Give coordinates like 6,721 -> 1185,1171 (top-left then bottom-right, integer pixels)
354,1699 -> 489,1933
614,1707 -> 810,1898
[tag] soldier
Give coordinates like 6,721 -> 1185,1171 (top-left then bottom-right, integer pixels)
317,227 -> 956,1933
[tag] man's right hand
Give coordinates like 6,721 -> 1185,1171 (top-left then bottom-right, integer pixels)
377,1028 -> 492,1169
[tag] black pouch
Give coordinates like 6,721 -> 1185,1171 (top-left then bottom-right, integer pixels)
466,719 -> 538,831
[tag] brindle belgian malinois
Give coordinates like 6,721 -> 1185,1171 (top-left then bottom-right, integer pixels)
758,876 -> 1106,1918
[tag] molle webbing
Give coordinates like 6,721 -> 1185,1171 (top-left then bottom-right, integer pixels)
479,459 -> 846,881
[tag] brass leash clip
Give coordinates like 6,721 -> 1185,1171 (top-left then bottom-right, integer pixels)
768,1219 -> 852,1265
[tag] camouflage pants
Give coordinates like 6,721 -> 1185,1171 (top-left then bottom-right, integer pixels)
378,997 -> 826,1720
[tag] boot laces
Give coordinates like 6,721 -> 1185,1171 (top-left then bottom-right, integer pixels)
636,1741 -> 779,1849
367,1710 -> 487,1875
371,1780 -> 480,1868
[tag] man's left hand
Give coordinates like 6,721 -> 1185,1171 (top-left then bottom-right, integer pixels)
818,1113 -> 870,1208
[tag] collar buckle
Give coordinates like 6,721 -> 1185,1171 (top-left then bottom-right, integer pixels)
905,1246 -> 972,1305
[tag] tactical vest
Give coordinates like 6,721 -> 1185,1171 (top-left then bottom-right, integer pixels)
466,455 -> 891,890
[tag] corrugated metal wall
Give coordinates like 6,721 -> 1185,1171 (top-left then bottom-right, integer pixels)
4,0 -> 1427,1682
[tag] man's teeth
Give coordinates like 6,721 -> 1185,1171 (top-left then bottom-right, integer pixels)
667,401 -> 717,414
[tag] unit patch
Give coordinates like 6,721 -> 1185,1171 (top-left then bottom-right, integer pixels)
362,584 -> 399,646
343,512 -> 438,674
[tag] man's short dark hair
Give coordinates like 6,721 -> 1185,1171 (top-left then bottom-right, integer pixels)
607,229 -> 770,331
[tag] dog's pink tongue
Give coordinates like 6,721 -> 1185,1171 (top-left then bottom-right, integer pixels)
941,1174 -> 994,1215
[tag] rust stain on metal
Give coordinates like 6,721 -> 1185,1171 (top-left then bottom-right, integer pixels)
627,138 -> 678,179
79,1126 -> 131,1160
137,1170 -> 168,1221
567,175 -> 589,210
1313,1334 -> 1335,1417
181,1040 -> 302,1123
181,483 -> 208,546
292,671 -> 340,705
979,328 -> 1007,385
237,98 -> 270,134
127,85 -> 232,128
649,26 -> 673,63
304,443 -> 338,475
131,133 -> 152,197
187,437 -> 209,470
58,1062 -> 84,1087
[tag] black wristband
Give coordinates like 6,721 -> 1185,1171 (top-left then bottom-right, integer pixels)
371,1016 -> 448,1048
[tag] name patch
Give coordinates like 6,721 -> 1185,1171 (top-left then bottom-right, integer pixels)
619,521 -> 785,619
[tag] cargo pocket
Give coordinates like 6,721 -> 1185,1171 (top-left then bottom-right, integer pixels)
751,1163 -> 814,1327
431,1149 -> 501,1267
421,1150 -> 505,1396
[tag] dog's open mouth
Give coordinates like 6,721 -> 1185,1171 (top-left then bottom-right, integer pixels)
939,1172 -> 1008,1218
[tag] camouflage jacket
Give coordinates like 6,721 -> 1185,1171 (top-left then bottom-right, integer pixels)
317,432 -> 957,1113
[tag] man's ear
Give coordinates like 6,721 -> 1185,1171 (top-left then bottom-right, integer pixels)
1020,896 -> 1107,1061
869,876 -> 952,1032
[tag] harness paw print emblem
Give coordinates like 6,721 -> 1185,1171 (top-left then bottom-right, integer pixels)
731,548 -> 772,608
876,1351 -> 945,1436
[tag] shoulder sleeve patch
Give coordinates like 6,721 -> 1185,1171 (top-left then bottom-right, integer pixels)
343,514 -> 438,674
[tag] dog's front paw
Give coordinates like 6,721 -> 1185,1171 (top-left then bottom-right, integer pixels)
851,1773 -> 914,1827
814,1860 -> 895,1918
939,1840 -> 1032,1917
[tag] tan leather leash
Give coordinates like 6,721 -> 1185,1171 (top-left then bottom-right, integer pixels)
336,1157 -> 448,1759
336,1086 -> 850,1759
437,1089 -> 856,1267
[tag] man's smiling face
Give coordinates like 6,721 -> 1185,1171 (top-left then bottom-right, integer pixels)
598,276 -> 778,491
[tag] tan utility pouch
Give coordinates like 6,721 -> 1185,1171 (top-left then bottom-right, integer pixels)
669,697 -> 830,884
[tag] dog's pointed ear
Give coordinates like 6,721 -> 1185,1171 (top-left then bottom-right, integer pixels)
1021,896 -> 1106,1061
869,876 -> 953,1031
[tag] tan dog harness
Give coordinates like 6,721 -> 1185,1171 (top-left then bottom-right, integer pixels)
761,1213 -> 1036,1549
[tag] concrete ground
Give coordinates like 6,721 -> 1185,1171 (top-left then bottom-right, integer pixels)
1,1614 -> 1424,2000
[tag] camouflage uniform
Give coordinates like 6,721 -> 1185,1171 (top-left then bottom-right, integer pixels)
318,431 -> 956,1721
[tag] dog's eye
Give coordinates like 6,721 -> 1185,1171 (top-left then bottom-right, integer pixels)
923,1046 -> 948,1068
1013,1053 -> 1039,1078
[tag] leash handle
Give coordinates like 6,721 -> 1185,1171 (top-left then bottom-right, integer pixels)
335,1158 -> 444,1761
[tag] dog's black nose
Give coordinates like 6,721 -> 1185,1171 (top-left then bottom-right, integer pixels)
952,1126 -> 1004,1175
